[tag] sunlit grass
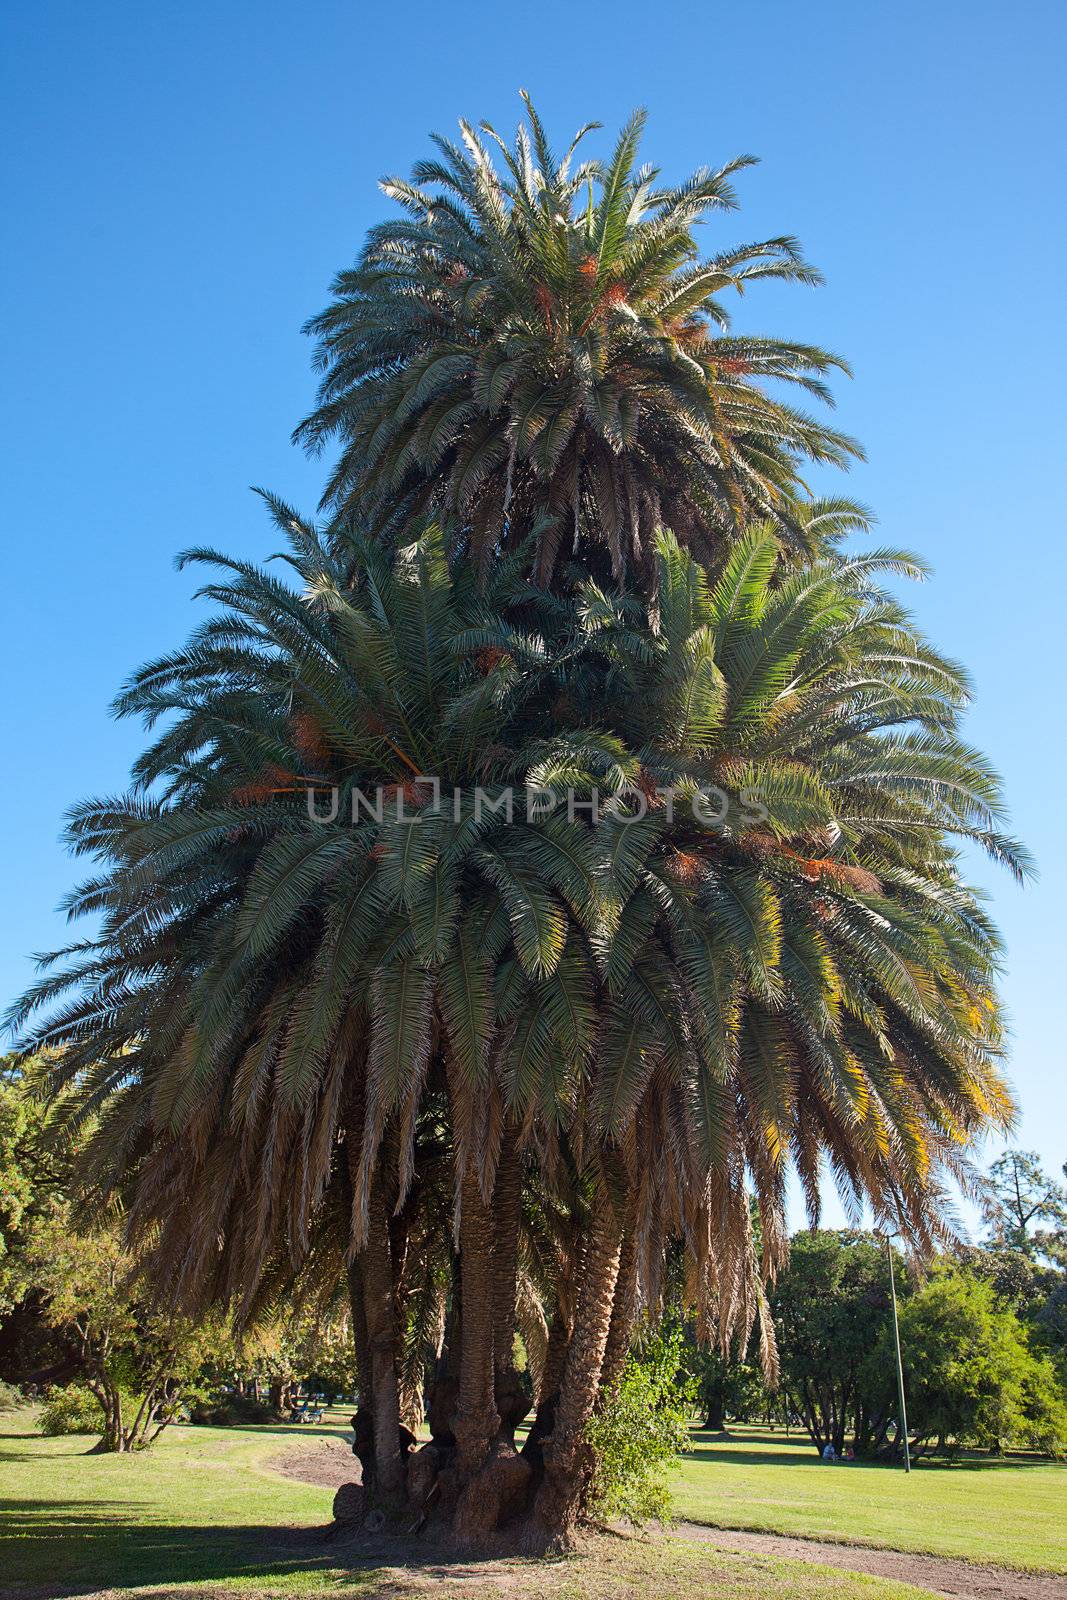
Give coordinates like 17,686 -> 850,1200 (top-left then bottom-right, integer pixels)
673,1424 -> 1067,1572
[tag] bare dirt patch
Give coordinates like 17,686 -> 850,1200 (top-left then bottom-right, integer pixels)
268,1432 -> 359,1490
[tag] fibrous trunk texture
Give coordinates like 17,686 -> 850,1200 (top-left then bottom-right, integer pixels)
598,1206 -> 638,1402
344,1093 -> 406,1510
531,1187 -> 623,1545
361,1168 -> 406,1504
490,1127 -> 529,1438
453,1168 -> 500,1478
450,1136 -> 536,1543
348,1256 -> 372,1397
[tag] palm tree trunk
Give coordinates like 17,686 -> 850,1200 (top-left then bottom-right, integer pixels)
340,1104 -> 373,1430
537,1306 -> 572,1408
360,1168 -> 406,1506
598,1207 -> 638,1401
491,1127 -> 528,1438
531,1186 -> 623,1545
451,1157 -> 536,1545
346,1256 -> 372,1412
344,1089 -> 405,1509
520,1291 -> 573,1470
453,1168 -> 499,1478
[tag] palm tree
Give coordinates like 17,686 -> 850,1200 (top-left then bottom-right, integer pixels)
493,527 -> 1028,1539
12,500 -> 1025,1544
12,502 -> 608,1510
295,96 -> 861,594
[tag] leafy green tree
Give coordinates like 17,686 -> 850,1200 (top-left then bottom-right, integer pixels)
769,1230 -> 903,1457
956,1244 -> 1047,1309
26,1208 -> 217,1452
1034,1281 -> 1067,1364
954,1243 -> 1065,1357
0,1077 -> 35,1321
685,1343 -> 766,1433
0,1060 -> 72,1320
296,97 -> 861,591
896,1267 -> 1067,1457
246,1305 -> 356,1410
0,1061 -> 79,1382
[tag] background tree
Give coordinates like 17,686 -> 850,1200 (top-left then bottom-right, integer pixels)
981,1150 -> 1067,1262
895,1266 -> 1067,1457
26,1208 -> 216,1452
684,1341 -> 766,1434
0,1059 -> 77,1382
0,1073 -> 37,1324
769,1231 -> 901,1457
954,1239 -> 1067,1383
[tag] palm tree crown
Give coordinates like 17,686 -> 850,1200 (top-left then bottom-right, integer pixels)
296,96 -> 861,592
13,504 -> 1024,1300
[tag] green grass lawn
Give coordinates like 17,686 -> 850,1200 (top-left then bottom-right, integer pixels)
0,1407 -> 343,1595
3,1406 -> 1063,1597
674,1424 -> 1067,1572
0,1407 -> 937,1600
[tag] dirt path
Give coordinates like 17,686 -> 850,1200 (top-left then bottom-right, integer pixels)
267,1436 -> 1066,1600
677,1522 -> 1067,1600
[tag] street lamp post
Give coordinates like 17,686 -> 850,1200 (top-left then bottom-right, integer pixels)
885,1231 -> 911,1473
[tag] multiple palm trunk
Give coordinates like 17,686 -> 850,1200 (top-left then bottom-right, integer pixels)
345,1106 -> 633,1547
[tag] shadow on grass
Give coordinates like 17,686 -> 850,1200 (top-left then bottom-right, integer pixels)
685,1433 -> 821,1468
0,1421 -> 352,1450
0,1501 -> 538,1598
685,1428 -> 1061,1472
0,1501 -> 348,1596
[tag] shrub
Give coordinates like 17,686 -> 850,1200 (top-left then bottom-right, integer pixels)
38,1384 -> 104,1435
584,1322 -> 695,1526
0,1380 -> 25,1410
188,1393 -> 278,1426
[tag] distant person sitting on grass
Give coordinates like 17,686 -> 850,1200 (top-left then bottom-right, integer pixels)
822,1443 -> 837,1463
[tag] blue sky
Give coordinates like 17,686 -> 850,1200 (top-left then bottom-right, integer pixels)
3,1 -> 1064,1233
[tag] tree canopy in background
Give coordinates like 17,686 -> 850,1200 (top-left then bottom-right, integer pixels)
981,1150 -> 1067,1263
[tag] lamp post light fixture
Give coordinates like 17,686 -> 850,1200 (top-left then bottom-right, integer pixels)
883,1229 -> 912,1474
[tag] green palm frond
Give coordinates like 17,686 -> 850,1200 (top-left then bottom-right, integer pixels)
295,98 -> 859,592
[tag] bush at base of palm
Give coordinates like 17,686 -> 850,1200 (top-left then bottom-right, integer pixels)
584,1324 -> 695,1526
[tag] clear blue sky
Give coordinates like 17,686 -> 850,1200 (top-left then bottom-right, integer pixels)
3,1 -> 1064,1233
